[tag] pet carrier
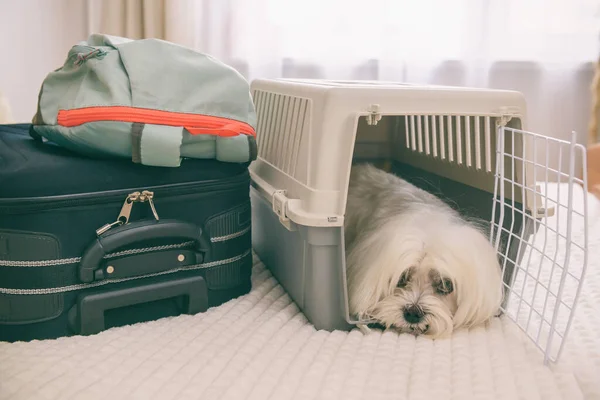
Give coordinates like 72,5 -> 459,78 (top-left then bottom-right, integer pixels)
249,79 -> 588,364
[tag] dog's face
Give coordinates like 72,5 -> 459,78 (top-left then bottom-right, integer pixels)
349,222 -> 504,340
366,263 -> 458,338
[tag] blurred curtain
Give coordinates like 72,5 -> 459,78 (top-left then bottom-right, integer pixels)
591,60 -> 600,145
0,90 -> 14,124
86,0 -> 232,57
87,0 -> 600,168
86,0 -> 198,48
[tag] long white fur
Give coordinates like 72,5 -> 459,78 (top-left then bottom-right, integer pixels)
344,163 -> 503,339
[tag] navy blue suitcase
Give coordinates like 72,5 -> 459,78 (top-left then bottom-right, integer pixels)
0,124 -> 253,341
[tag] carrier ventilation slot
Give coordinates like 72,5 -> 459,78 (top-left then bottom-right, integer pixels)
252,90 -> 310,180
401,115 -> 495,173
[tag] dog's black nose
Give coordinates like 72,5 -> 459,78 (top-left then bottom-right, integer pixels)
403,305 -> 424,324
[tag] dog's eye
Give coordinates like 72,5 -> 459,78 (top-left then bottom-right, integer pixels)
435,278 -> 454,295
397,270 -> 411,288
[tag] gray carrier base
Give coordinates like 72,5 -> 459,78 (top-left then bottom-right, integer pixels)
251,160 -> 538,331
251,187 -> 352,331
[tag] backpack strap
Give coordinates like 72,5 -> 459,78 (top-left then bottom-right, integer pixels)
131,123 -> 183,167
28,125 -> 46,142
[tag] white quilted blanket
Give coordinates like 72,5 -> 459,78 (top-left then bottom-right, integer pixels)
1,188 -> 599,400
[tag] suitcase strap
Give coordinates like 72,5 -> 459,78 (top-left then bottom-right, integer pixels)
0,224 -> 251,295
0,247 -> 251,296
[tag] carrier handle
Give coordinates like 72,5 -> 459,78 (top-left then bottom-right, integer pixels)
79,219 -> 211,283
68,274 -> 209,335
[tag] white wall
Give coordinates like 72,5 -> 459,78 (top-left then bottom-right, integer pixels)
0,0 -> 87,122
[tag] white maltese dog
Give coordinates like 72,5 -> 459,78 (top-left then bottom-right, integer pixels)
344,163 -> 503,339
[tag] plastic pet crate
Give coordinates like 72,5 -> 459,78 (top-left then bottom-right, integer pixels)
249,78 -> 588,364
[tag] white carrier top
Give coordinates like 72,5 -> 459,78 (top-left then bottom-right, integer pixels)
249,78 -> 531,228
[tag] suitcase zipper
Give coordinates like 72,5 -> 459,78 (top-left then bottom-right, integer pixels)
57,106 -> 256,138
0,172 -> 248,214
96,190 -> 159,235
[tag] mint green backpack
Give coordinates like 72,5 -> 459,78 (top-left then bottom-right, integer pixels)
31,34 -> 257,167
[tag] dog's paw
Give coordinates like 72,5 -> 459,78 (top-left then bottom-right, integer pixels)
357,322 -> 387,334
357,323 -> 372,334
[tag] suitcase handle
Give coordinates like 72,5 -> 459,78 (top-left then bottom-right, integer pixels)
79,219 -> 211,283
68,274 -> 209,335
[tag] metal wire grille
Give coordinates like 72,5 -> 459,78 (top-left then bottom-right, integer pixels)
491,126 -> 588,364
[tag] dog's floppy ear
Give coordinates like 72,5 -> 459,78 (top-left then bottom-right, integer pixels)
345,222 -> 425,319
441,225 -> 503,329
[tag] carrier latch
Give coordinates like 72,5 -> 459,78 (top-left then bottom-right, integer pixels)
272,190 -> 296,230
272,190 -> 288,219
365,104 -> 382,126
496,107 -> 520,127
496,114 -> 513,128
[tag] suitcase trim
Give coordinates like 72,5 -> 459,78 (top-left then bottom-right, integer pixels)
0,248 -> 252,295
210,225 -> 250,243
0,241 -> 194,268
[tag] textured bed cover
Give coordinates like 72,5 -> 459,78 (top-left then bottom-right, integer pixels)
1,186 -> 599,400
